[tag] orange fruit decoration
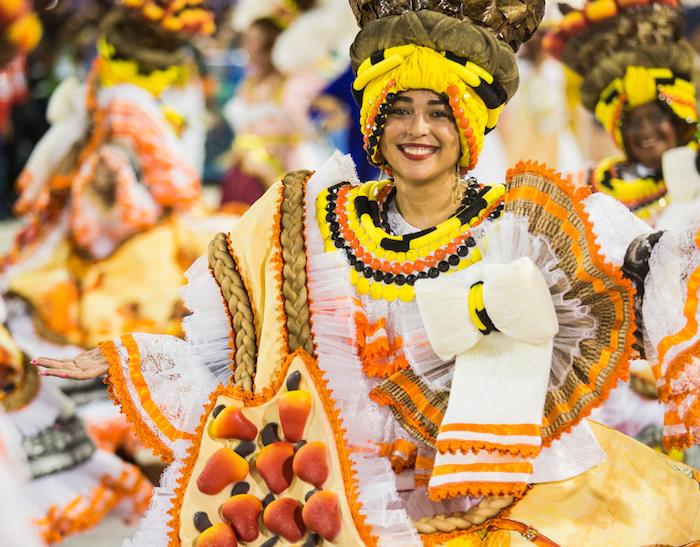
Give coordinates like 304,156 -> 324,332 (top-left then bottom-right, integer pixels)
302,491 -> 343,542
255,442 -> 295,494
196,448 -> 249,495
195,522 -> 238,547
263,497 -> 306,542
220,494 -> 262,543
278,390 -> 312,442
210,406 -> 258,441
292,442 -> 329,489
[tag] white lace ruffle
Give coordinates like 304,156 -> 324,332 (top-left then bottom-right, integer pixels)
583,192 -> 651,267
305,152 -> 423,546
473,213 -> 596,389
643,226 -> 700,363
179,255 -> 234,385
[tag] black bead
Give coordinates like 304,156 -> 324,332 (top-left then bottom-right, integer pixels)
379,102 -> 389,114
329,221 -> 340,232
386,92 -> 397,102
325,202 -> 335,213
374,125 -> 384,136
348,254 -> 357,266
418,271 -> 428,279
355,261 -> 365,272
193,512 -> 213,532
375,113 -> 385,124
328,186 -> 339,194
467,188 -> 478,199
286,371 -> 302,391
457,246 -> 469,257
384,273 -> 395,284
261,538 -> 279,547
368,135 -> 378,147
363,266 -> 374,278
260,423 -> 281,446
373,270 -> 384,282
448,254 -> 460,266
325,212 -> 337,222
438,261 -> 450,272
234,441 -> 256,459
406,274 -> 417,286
466,236 -> 476,247
334,238 -> 345,249
395,274 -> 406,286
262,493 -> 276,509
212,405 -> 225,418
230,481 -> 250,496
428,267 -> 440,278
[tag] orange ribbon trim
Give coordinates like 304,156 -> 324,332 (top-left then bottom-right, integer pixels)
440,423 -> 541,436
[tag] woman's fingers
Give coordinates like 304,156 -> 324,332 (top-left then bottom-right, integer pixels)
31,357 -> 73,370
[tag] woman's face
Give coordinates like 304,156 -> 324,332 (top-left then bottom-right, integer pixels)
379,89 -> 461,186
242,23 -> 274,72
621,102 -> 678,170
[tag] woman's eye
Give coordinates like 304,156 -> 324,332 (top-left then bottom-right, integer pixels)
388,107 -> 409,116
430,110 -> 452,119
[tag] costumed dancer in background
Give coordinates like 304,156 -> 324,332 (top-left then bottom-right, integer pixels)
546,0 -> 700,466
0,0 -> 41,216
2,2 -> 235,457
220,0 -> 354,207
0,294 -> 152,543
545,0 -> 699,228
35,0 -> 700,545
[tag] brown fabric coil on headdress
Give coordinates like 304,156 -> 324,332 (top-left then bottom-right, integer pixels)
349,0 -> 544,52
580,40 -> 695,113
349,10 -> 520,101
101,11 -> 190,73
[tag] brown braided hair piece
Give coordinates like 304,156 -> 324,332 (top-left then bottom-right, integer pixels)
279,170 -> 315,355
412,496 -> 514,534
208,233 -> 258,392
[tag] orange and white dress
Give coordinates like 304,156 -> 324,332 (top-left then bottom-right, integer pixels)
94,154 -> 700,546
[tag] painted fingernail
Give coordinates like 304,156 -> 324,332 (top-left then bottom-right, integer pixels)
30,359 -> 37,365
60,374 -> 67,378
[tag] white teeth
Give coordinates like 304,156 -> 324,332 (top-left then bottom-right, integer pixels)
401,146 -> 436,155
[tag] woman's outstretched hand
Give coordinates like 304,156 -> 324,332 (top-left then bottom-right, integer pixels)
32,347 -> 108,380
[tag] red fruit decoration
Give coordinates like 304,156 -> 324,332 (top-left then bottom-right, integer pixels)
263,497 -> 306,542
292,442 -> 329,488
197,448 -> 249,495
256,442 -> 295,494
210,406 -> 258,441
195,522 -> 238,547
220,494 -> 262,543
302,491 -> 342,542
278,389 -> 312,442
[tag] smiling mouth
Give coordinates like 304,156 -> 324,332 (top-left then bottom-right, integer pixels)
639,138 -> 663,150
397,144 -> 439,160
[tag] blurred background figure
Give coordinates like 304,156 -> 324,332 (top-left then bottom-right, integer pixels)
220,0 -> 357,208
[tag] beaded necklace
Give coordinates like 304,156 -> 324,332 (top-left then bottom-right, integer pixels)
317,179 -> 505,302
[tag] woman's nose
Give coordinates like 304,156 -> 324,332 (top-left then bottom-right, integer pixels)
407,113 -> 429,136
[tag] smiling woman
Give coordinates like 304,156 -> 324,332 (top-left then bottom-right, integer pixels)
546,0 -> 698,227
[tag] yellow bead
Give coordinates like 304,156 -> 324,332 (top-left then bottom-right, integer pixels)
374,248 -> 385,258
406,250 -> 417,261
383,284 -> 399,302
395,252 -> 406,262
370,282 -> 383,300
356,277 -> 370,295
386,251 -> 396,261
350,269 -> 359,285
366,240 -> 377,252
398,285 -> 414,303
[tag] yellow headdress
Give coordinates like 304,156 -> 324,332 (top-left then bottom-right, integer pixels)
545,0 -> 697,150
348,2 -> 544,172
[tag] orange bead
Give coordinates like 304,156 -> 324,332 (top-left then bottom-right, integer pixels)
391,263 -> 403,275
434,249 -> 446,260
453,107 -> 465,119
447,85 -> 459,96
446,243 -> 458,254
449,95 -> 460,107
381,261 -> 391,271
425,256 -> 437,267
465,126 -> 474,138
369,258 -> 381,269
459,117 -> 471,129
401,262 -> 414,274
414,259 -> 426,271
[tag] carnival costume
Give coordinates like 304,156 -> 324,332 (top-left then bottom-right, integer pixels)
59,1 -> 700,545
545,0 -> 700,465
546,0 -> 698,226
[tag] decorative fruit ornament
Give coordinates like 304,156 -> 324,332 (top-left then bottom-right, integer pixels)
278,389 -> 312,442
197,447 -> 249,495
